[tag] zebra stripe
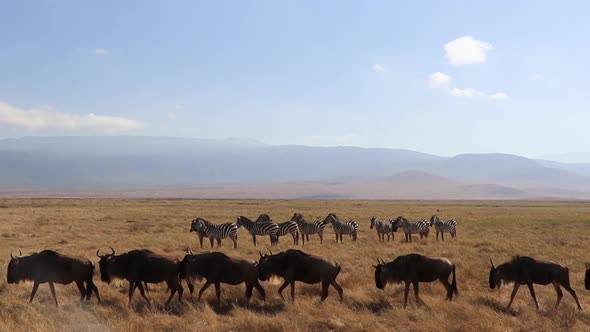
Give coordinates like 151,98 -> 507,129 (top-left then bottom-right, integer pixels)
255,214 -> 300,245
392,216 -> 430,243
236,215 -> 279,246
323,213 -> 358,243
290,213 -> 326,245
192,217 -> 238,248
429,215 -> 458,240
370,216 -> 397,242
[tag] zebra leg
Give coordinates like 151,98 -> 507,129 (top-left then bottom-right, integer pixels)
232,235 -> 238,249
251,234 -> 257,246
319,232 -> 323,244
216,238 -> 222,248
209,237 -> 214,248
441,232 -> 444,241
199,234 -> 204,248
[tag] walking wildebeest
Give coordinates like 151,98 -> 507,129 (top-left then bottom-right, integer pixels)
585,263 -> 590,290
258,249 -> 343,303
374,254 -> 458,308
489,256 -> 582,310
7,250 -> 100,306
179,248 -> 265,305
97,248 -> 183,307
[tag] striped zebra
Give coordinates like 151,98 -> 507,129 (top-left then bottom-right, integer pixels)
392,216 -> 429,243
290,213 -> 326,245
429,215 -> 458,240
322,213 -> 358,243
370,216 -> 398,242
236,215 -> 279,246
191,217 -> 238,248
256,213 -> 300,245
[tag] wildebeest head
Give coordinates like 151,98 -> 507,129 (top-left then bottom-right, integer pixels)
585,263 -> 590,290
373,258 -> 388,289
6,250 -> 24,284
258,250 -> 283,281
179,247 -> 195,280
96,247 -> 117,283
489,258 -> 500,289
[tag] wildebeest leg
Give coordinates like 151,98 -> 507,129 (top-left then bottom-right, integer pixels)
128,281 -> 138,306
29,281 -> 40,303
562,284 -> 582,310
413,281 -> 422,305
164,285 -> 177,308
254,280 -> 266,301
137,282 -> 151,305
320,281 -> 329,302
48,282 -> 58,307
527,283 -> 539,309
403,282 -> 410,308
214,282 -> 221,306
331,280 -> 343,303
186,281 -> 195,298
197,281 -> 212,301
277,279 -> 290,301
553,282 -> 563,309
87,280 -> 101,303
507,283 -> 520,309
290,281 -> 296,301
76,281 -> 86,302
440,277 -> 453,300
246,283 -> 254,302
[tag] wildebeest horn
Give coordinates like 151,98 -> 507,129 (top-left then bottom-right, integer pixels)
489,258 -> 495,269
96,249 -> 102,258
10,251 -> 13,259
259,250 -> 264,258
109,247 -> 115,255
19,250 -> 22,257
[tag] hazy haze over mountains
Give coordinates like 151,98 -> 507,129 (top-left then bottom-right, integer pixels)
1,136 -> 589,200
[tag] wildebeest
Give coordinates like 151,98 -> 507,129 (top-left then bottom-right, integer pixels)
489,256 -> 581,310
258,249 -> 343,302
97,248 -> 183,307
7,250 -> 100,306
179,248 -> 265,305
374,254 -> 458,308
585,263 -> 590,290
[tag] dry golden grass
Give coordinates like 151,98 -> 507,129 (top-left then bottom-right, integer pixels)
1,199 -> 590,331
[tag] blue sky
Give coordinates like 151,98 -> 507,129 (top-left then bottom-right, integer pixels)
1,1 -> 589,159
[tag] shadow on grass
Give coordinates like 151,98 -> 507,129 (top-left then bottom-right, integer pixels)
348,298 -> 392,313
186,297 -> 286,315
475,296 -> 519,316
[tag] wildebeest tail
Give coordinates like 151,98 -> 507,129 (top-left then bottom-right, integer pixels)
451,264 -> 458,298
86,263 -> 98,301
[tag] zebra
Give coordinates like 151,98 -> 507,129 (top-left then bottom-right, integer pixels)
429,215 -> 457,240
189,218 -> 209,248
392,216 -> 429,243
370,216 -> 398,242
322,213 -> 358,243
191,217 -> 238,248
256,213 -> 300,245
290,213 -> 326,245
236,215 -> 279,246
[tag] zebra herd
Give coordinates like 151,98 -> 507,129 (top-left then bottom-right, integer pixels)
190,213 -> 456,248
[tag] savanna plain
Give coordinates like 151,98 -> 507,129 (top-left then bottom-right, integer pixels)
1,199 -> 590,332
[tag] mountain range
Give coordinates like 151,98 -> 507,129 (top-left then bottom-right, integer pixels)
1,136 -> 589,200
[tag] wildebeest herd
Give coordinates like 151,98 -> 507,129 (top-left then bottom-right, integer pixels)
6,212 -> 590,312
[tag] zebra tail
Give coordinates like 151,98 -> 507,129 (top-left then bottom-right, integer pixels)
451,265 -> 458,298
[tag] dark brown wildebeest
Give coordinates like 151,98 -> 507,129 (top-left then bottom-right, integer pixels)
489,256 -> 581,310
258,249 -> 343,303
374,254 -> 458,308
585,263 -> 590,290
179,248 -> 265,305
7,250 -> 100,306
97,248 -> 183,307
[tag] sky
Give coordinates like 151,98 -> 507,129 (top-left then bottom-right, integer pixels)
1,1 -> 589,160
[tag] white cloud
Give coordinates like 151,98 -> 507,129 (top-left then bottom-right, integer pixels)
488,92 -> 510,101
428,72 -> 452,89
448,88 -> 484,98
0,101 -> 144,133
94,49 -> 110,55
372,63 -> 385,72
444,36 -> 493,65
528,73 -> 543,81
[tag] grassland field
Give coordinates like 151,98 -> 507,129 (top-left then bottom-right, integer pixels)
1,199 -> 590,332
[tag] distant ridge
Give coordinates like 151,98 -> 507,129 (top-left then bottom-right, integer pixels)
0,136 -> 589,199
